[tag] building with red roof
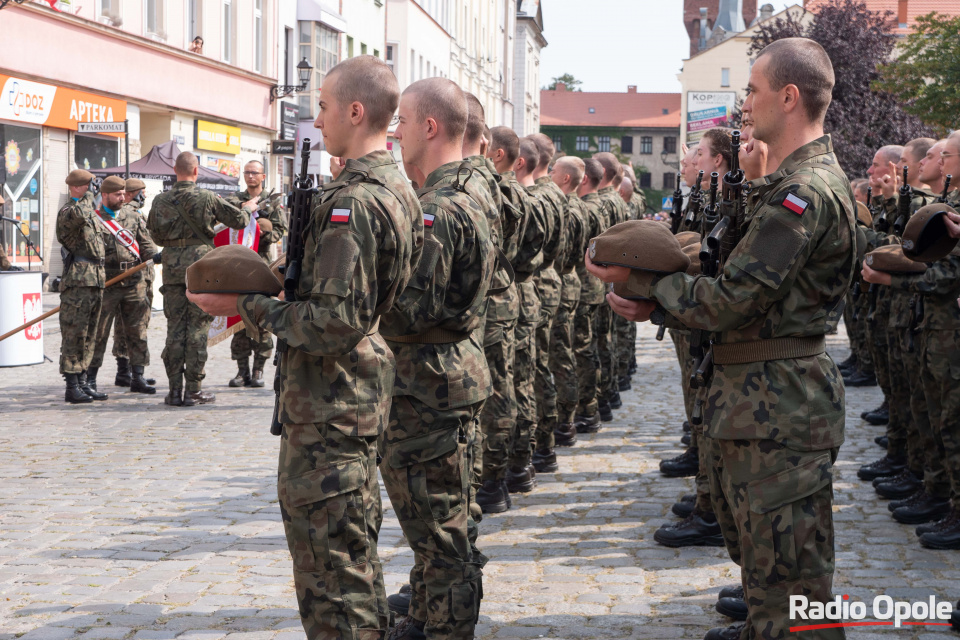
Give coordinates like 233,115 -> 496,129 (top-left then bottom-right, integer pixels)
804,0 -> 960,34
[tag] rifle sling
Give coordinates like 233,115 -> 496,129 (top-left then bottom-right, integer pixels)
171,197 -> 215,249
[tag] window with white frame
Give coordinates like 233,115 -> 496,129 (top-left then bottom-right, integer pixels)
187,0 -> 202,44
222,0 -> 234,63
297,21 -> 340,119
145,0 -> 164,38
553,136 -> 563,152
575,136 -> 589,152
254,0 -> 263,73
598,136 -> 610,152
385,44 -> 396,75
98,0 -> 121,25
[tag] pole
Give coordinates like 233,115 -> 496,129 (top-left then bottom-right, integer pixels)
0,260 -> 154,343
124,119 -> 130,179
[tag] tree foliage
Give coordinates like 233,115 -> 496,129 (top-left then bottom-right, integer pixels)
876,13 -> 960,135
545,74 -> 582,91
749,0 -> 932,177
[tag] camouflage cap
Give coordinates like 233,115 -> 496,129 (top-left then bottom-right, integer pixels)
65,169 -> 94,186
901,203 -> 960,263
186,244 -> 282,295
865,244 -> 928,274
125,178 -> 146,192
589,220 -> 690,274
675,231 -> 702,248
856,202 -> 873,227
100,176 -> 126,194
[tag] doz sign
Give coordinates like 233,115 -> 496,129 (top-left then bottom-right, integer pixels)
0,74 -> 127,137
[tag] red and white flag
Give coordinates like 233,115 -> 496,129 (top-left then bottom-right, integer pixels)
209,214 -> 262,346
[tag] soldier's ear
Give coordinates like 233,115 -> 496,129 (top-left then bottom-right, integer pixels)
348,100 -> 365,126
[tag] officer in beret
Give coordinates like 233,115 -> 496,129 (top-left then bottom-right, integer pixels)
88,176 -> 159,395
225,160 -> 287,389
57,169 -> 107,403
111,178 -> 157,388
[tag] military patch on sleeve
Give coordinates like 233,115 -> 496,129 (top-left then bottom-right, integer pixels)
330,208 -> 351,224
423,212 -> 436,228
780,192 -> 810,216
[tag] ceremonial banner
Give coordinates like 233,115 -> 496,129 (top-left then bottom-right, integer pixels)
207,215 -> 261,346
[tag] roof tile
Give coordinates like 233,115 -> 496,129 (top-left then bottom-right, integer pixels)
540,87 -> 681,129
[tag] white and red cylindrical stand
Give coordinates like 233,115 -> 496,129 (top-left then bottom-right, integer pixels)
0,271 -> 44,367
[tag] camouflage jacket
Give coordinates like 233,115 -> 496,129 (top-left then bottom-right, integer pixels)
121,202 -> 157,282
629,135 -> 857,450
891,250 -> 960,331
227,188 -> 288,262
381,160 -> 495,409
579,192 -> 608,305
57,191 -> 105,288
502,172 -> 545,278
599,186 -> 628,227
465,155 -> 504,249
96,204 -> 158,287
887,191 -> 934,329
529,176 -> 566,270
631,190 -> 647,218
147,181 -> 251,285
557,193 -> 586,304
238,150 -> 422,433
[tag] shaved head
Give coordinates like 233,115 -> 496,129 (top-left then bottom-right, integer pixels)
594,152 -> 622,184
517,138 -> 539,176
326,55 -> 400,132
877,145 -> 903,166
756,37 -> 835,123
404,77 -> 468,142
554,156 -> 585,189
583,158 -> 603,187
527,133 -> 555,170
489,126 -> 520,166
464,93 -> 485,147
175,151 -> 198,177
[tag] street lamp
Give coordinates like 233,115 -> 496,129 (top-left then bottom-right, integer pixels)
270,58 -> 312,103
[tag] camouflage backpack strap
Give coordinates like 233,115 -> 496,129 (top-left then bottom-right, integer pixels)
171,196 -> 215,248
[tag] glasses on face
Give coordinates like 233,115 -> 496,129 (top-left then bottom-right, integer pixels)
941,152 -> 958,160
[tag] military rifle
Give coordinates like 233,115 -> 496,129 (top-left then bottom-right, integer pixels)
687,172 -> 721,403
937,175 -> 952,203
697,172 -> 721,276
270,139 -> 317,436
892,167 -> 912,236
683,171 -> 704,231
669,173 -> 684,234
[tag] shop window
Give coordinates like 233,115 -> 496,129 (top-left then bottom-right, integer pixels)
0,124 -> 43,266
640,136 -> 653,154
145,0 -> 165,38
75,134 -> 120,173
621,135 -> 633,154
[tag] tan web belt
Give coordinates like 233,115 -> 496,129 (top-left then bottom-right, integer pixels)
165,238 -> 208,247
712,335 -> 826,366
382,327 -> 472,344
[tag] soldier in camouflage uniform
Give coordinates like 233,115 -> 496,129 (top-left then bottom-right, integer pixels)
533,156 -> 586,472
88,176 -> 158,395
148,152 -> 253,406
618,176 -> 640,381
589,39 -> 853,640
382,78 -> 495,640
112,179 -> 158,388
571,159 -> 608,434
506,139 -> 547,494
57,169 -> 107,404
226,160 -> 288,389
524,133 -> 565,492
190,56 -> 419,640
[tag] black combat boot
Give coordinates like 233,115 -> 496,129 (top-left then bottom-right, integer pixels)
671,493 -> 696,518
837,352 -> 857,372
64,374 -> 93,404
476,479 -> 509,514
183,389 -> 216,406
718,584 -> 743,599
660,447 -> 699,477
843,369 -> 877,387
79,371 -> 108,400
387,616 -> 426,640
683,420 -> 691,433
618,376 -> 631,391
857,454 -> 906,481
716,589 -> 748,621
654,510 -> 723,547
861,400 -> 885,420
164,388 -> 183,406
874,435 -> 889,448
889,488 -> 926,512
114,357 -> 132,387
229,359 -> 251,387
130,366 -> 156,394
893,493 -> 951,525
915,509 -> 955,536
704,623 -> 746,640
598,401 -> 613,423
864,403 -> 890,425
532,448 -> 558,473
554,422 -> 578,446
250,362 -> 266,388
505,465 -> 536,493
628,357 -> 637,375
574,412 -> 601,433
918,509 -> 960,548
387,583 -> 412,616
608,391 -> 622,409
874,469 -> 922,499
681,432 -> 692,446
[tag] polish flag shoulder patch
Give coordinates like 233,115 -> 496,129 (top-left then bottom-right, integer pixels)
782,192 -> 810,216
423,212 -> 436,227
330,208 -> 351,224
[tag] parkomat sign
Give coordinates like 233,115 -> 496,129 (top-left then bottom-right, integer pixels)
0,74 -> 126,137
195,119 -> 241,154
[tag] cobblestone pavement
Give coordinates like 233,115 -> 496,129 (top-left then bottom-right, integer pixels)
1,300 -> 957,640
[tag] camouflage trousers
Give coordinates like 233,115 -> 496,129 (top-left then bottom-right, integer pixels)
59,285 -> 102,375
843,289 -> 871,374
230,327 -> 274,369
669,330 -> 696,424
91,280 -> 151,369
112,278 -> 153,359
278,423 -> 387,640
705,435 -> 844,640
535,267 -> 561,427
380,396 -> 486,639
509,279 -> 540,468
884,327 -> 911,462
892,329 -> 929,477
480,318 -> 517,483
160,283 -> 212,392
920,329 -> 960,507
614,313 -> 634,381
573,302 -> 601,418
865,303 -> 891,397
537,279 -> 580,450
596,301 -> 617,402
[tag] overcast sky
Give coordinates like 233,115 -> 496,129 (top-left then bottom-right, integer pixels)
539,1 -> 797,93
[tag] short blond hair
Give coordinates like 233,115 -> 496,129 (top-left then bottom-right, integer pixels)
327,55 -> 400,132
527,133 -> 555,170
555,156 -> 585,189
404,77 -> 468,141
594,152 -> 622,183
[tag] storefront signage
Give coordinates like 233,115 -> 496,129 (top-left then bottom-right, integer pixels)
281,103 -> 298,140
194,119 -> 241,154
78,121 -> 126,134
0,74 -> 127,138
271,140 -> 296,155
686,91 -> 737,143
